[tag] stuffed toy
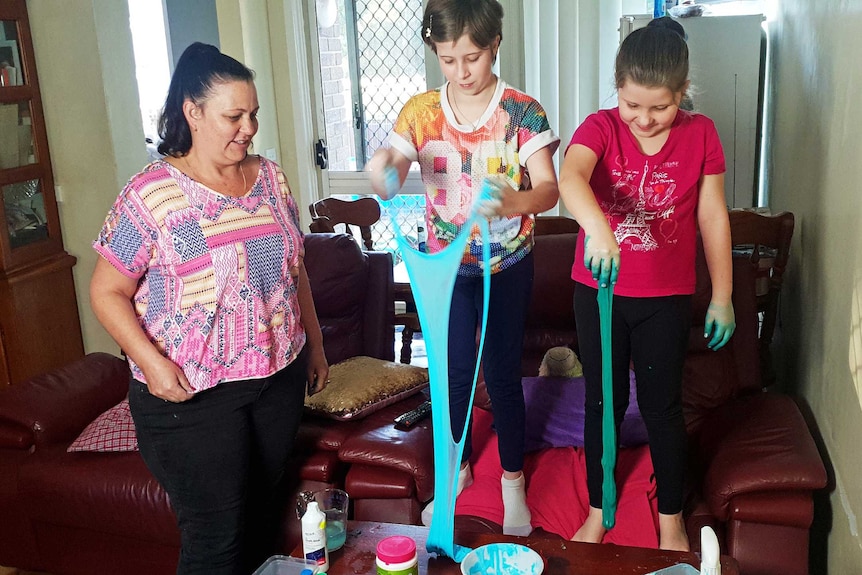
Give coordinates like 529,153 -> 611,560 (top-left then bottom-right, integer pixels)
538,346 -> 583,378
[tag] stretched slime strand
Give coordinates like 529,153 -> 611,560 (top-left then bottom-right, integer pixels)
598,283 -> 617,529
381,168 -> 493,561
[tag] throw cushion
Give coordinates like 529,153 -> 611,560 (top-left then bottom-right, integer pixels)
67,398 -> 138,452
304,356 -> 429,421
523,371 -> 648,452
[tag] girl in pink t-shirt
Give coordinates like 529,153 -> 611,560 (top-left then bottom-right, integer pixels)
559,20 -> 735,551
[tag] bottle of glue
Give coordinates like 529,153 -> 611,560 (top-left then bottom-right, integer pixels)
301,501 -> 329,571
700,526 -> 721,575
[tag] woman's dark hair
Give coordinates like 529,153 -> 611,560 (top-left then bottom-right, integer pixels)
615,24 -> 688,94
157,42 -> 254,157
647,16 -> 687,41
421,0 -> 504,54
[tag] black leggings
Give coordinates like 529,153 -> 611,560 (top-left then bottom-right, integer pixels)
448,253 -> 534,472
574,283 -> 691,515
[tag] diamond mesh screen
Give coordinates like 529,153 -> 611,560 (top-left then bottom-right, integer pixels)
355,0 -> 426,161
332,193 -> 425,264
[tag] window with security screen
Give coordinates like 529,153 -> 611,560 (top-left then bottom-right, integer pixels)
314,0 -> 428,251
315,0 -> 426,172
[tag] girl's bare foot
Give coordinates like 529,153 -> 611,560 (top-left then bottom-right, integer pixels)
571,506 -> 606,543
659,512 -> 690,551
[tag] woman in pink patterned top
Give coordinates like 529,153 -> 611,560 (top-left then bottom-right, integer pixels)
90,43 -> 328,575
367,0 -> 560,537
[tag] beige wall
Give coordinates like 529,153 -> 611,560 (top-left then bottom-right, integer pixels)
23,0 -> 862,569
768,0 -> 862,571
27,0 -> 142,357
25,0 -> 297,359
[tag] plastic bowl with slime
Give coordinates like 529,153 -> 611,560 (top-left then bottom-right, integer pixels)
459,543 -> 544,575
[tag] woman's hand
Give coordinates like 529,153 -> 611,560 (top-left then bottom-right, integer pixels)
559,143 -> 618,288
140,355 -> 194,402
697,174 -> 734,352
474,176 -> 505,218
704,300 -> 735,350
90,257 -> 194,403
305,345 -> 330,396
366,148 -> 393,197
366,149 -> 402,199
583,226 -> 620,288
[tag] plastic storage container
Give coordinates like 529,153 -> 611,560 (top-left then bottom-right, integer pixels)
376,535 -> 418,575
252,555 -> 319,575
646,564 -> 699,575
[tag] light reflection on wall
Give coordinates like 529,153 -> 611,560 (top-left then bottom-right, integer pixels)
850,272 -> 862,413
128,0 -> 170,142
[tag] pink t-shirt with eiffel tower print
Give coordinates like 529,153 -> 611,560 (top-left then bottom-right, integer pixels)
567,108 -> 725,297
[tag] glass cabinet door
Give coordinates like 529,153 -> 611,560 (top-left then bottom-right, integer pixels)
3,178 -> 47,249
0,0 -> 84,387
0,19 -> 25,87
0,21 -> 33,171
0,3 -> 64,270
0,100 -> 35,169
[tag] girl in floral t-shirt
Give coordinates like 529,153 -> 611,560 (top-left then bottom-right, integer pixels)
368,0 -> 559,537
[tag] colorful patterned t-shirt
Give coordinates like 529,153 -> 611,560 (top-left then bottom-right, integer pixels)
389,80 -> 559,276
93,156 -> 306,391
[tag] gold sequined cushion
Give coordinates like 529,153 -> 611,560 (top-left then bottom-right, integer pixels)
304,356 -> 429,421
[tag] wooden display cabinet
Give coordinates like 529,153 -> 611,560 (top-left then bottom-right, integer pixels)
0,0 -> 84,385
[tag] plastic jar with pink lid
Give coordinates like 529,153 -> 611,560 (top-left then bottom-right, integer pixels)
375,535 -> 418,575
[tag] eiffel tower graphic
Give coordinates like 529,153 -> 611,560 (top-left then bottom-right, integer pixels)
614,161 -> 659,251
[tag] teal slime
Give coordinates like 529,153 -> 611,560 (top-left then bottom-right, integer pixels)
325,520 -> 346,551
598,284 -> 617,529
461,543 -> 543,575
381,169 -> 493,562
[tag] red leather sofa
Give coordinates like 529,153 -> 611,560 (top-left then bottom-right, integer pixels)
0,232 -> 426,575
0,229 -> 827,575
338,231 -> 827,575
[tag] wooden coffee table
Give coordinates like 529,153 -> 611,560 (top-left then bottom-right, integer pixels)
292,521 -> 740,575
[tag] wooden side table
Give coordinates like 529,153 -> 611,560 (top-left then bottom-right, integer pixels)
292,521 -> 740,575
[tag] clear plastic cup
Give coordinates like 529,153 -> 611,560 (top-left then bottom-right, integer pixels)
296,488 -> 350,552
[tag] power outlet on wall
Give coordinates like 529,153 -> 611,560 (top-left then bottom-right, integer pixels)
265,148 -> 277,161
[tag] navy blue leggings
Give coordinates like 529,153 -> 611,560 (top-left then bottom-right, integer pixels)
129,356 -> 308,575
574,283 -> 691,515
448,252 -> 533,472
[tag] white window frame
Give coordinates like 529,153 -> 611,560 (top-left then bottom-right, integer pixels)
294,0 -> 528,201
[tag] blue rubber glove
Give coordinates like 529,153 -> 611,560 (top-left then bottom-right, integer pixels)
473,177 -> 504,218
382,166 -> 401,199
704,301 -> 735,350
583,233 -> 620,288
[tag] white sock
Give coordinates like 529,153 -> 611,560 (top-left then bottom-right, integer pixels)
457,462 -> 474,493
421,463 -> 473,526
501,472 -> 532,536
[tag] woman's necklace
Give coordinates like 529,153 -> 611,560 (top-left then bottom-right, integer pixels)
449,78 -> 497,131
451,91 -> 478,131
182,155 -> 247,196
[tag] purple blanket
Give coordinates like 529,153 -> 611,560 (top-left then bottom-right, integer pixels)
522,371 -> 648,452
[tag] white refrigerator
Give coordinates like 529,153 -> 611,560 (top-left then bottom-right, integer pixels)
620,13 -> 765,208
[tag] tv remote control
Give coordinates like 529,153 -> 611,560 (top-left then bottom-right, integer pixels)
394,400 -> 431,429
